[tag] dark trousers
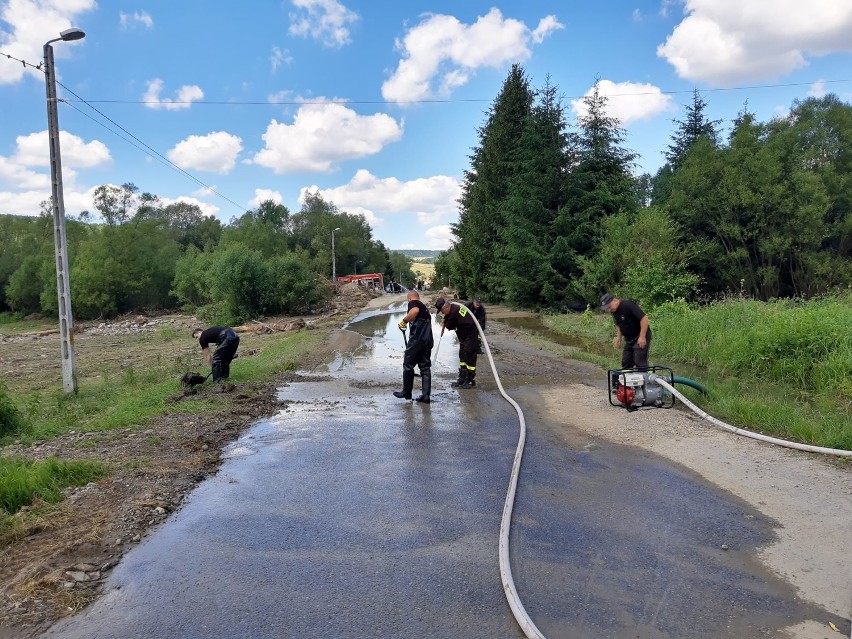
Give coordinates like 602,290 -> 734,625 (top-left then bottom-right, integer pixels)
459,334 -> 478,370
212,331 -> 240,381
402,336 -> 432,397
621,335 -> 650,370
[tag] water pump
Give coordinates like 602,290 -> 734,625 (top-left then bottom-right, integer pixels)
608,365 -> 676,411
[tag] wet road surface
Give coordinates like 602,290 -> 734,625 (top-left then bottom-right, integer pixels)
43,307 -> 836,638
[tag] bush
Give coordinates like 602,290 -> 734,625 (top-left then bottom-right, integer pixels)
209,245 -> 270,324
265,254 -> 331,314
0,382 -> 26,438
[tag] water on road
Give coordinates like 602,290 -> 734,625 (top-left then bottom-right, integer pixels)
43,306 -> 836,638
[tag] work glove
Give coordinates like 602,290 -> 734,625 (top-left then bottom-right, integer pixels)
398,319 -> 408,331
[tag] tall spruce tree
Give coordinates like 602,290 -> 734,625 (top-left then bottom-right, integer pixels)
556,79 -> 637,294
494,77 -> 574,308
653,90 -> 721,207
453,64 -> 535,299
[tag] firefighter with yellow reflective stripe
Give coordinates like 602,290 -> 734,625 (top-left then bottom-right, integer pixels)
435,297 -> 479,389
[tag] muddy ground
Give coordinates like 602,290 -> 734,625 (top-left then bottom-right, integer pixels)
1,289 -> 850,639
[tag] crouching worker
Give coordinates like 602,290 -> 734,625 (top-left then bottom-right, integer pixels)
192,326 -> 240,383
435,297 -> 478,389
394,290 -> 434,403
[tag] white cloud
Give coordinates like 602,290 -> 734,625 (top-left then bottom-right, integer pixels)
659,0 -> 676,18
0,156 -> 49,190
191,185 -> 216,198
252,101 -> 403,173
119,11 -> 153,29
809,79 -> 827,98
298,169 -> 460,223
632,9 -> 644,22
289,0 -> 358,48
0,131 -> 110,211
0,0 -> 95,85
270,46 -> 293,72
657,0 -> 852,85
143,78 -> 204,110
167,132 -> 243,174
158,195 -> 220,219
249,188 -> 283,207
13,130 -> 111,169
424,225 -> 455,250
571,80 -> 675,125
0,182 -> 99,217
382,8 -> 564,103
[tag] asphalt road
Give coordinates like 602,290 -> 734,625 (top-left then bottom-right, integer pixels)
43,308 -> 834,638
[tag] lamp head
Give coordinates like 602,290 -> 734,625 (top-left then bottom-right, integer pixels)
60,28 -> 86,41
334,227 -> 341,232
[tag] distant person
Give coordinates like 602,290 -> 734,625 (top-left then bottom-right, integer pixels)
465,297 -> 487,354
192,326 -> 240,383
393,290 -> 434,403
435,297 -> 478,389
600,294 -> 651,370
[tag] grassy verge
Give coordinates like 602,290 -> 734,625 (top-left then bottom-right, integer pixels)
2,327 -> 326,444
0,457 -> 107,545
0,324 -> 328,538
542,294 -> 852,451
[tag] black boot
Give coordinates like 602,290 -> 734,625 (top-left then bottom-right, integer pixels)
459,369 -> 476,389
450,366 -> 467,388
393,369 -> 414,400
415,368 -> 431,403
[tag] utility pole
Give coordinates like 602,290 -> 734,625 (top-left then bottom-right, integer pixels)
44,28 -> 85,393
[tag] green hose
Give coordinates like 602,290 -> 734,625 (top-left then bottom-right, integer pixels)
673,376 -> 709,396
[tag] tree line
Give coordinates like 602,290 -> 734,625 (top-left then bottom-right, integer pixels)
0,189 -> 416,324
435,64 -> 851,309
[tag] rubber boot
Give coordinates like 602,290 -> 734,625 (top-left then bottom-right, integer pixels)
415,368 -> 431,403
459,369 -> 476,389
393,369 -> 414,399
450,367 -> 467,388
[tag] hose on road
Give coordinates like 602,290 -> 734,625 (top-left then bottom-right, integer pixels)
445,302 -> 547,639
649,375 -> 852,458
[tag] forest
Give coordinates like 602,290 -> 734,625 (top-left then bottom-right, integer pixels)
436,65 -> 851,310
0,190 -> 416,324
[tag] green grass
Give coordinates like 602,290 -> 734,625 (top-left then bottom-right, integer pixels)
1,327 -> 326,445
542,293 -> 852,451
0,457 -> 106,515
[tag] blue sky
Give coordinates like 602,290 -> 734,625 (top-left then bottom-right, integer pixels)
1,1 -> 851,250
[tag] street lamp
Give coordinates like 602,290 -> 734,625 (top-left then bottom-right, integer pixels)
44,27 -> 85,394
331,227 -> 341,281
355,260 -> 364,275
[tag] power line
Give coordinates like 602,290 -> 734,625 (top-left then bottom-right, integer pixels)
54,79 -> 247,213
57,79 -> 852,106
1,49 -> 247,214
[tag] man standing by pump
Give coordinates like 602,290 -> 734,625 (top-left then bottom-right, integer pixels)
393,290 -> 434,403
435,297 -> 479,389
600,293 -> 651,370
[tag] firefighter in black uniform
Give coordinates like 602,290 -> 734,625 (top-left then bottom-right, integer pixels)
435,297 -> 479,389
192,326 -> 240,382
393,290 -> 434,403
465,296 -> 487,354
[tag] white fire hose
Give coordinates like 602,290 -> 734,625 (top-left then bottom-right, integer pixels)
441,302 -> 547,639
648,375 -> 852,458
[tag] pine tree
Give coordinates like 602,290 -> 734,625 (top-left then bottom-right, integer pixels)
453,64 -> 535,299
556,80 -> 637,292
665,89 -> 722,170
